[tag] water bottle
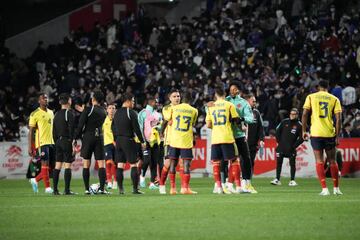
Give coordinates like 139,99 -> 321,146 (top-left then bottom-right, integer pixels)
259,146 -> 264,158
259,141 -> 264,158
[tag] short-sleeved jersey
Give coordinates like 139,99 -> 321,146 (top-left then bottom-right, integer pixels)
303,91 -> 342,137
103,116 -> 114,145
29,108 -> 54,148
206,99 -> 239,144
162,104 -> 173,146
169,103 -> 198,149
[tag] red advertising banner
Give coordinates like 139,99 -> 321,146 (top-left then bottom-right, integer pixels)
337,138 -> 360,176
253,138 -> 360,177
0,138 -> 358,179
191,139 -> 207,170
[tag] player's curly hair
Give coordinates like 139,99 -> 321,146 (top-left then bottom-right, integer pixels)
229,81 -> 241,90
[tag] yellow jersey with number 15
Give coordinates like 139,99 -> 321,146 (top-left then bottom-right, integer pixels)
206,99 -> 239,144
303,91 -> 342,137
29,108 -> 54,148
169,103 -> 198,149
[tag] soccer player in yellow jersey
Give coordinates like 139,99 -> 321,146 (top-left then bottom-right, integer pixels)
103,103 -> 117,190
206,87 -> 241,194
158,89 -> 180,194
28,93 -> 55,194
302,80 -> 343,196
167,92 -> 198,194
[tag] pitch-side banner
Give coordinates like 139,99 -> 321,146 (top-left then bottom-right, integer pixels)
222,138 -> 360,177
0,138 -> 359,179
252,138 -> 360,177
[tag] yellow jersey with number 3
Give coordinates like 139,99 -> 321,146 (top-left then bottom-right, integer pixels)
29,108 -> 54,148
162,104 -> 173,146
206,99 -> 239,144
303,91 -> 342,137
169,103 -> 198,149
103,116 -> 114,145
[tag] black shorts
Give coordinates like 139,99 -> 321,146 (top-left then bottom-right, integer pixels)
81,134 -> 105,160
104,144 -> 115,160
115,136 -> 138,164
310,137 -> 336,151
276,151 -> 296,158
168,146 -> 193,160
36,144 -> 55,164
211,143 -> 236,161
55,138 -> 74,163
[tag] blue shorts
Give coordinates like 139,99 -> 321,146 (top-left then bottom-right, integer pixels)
168,146 -> 193,160
104,144 -> 115,160
211,143 -> 236,161
310,137 -> 336,151
36,144 -> 55,163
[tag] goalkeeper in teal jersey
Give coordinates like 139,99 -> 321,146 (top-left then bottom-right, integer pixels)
224,82 -> 256,194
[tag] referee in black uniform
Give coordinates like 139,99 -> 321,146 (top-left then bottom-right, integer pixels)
75,91 -> 108,194
271,108 -> 303,186
52,93 -> 76,195
112,93 -> 146,194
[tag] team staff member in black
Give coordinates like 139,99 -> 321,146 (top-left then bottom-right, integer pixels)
246,94 -> 265,177
112,93 -> 146,194
52,93 -> 76,195
75,91 -> 108,194
271,108 -> 303,186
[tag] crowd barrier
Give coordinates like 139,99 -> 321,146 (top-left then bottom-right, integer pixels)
1,138 -> 359,179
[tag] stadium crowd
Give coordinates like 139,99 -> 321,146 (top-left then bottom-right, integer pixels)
0,0 -> 360,141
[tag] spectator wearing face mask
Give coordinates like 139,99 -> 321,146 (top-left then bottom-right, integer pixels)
341,123 -> 352,138
352,113 -> 360,131
1,0 -> 360,143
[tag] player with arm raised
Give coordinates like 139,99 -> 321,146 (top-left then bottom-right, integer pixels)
167,92 -> 198,195
302,80 -> 343,196
206,87 -> 241,194
75,91 -> 108,195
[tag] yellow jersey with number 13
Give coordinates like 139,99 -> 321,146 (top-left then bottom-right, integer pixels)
206,99 -> 239,144
303,91 -> 342,137
169,103 -> 198,149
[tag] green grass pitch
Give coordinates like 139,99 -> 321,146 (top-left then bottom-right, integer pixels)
0,178 -> 359,240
